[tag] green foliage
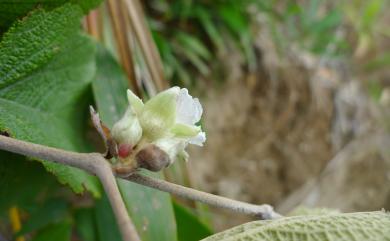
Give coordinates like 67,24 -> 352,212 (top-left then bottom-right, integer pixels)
74,208 -> 97,241
202,211 -> 390,241
94,193 -> 123,241
146,0 -> 255,85
0,152 -> 55,213
0,4 -> 100,196
0,0 -> 102,32
31,219 -> 72,241
92,46 -> 178,241
17,199 -> 68,236
145,0 -> 348,86
173,202 -> 213,241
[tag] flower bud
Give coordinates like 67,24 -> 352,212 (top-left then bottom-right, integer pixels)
135,144 -> 171,172
111,107 -> 142,148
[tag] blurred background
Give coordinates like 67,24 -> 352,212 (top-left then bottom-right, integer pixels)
136,0 -> 390,230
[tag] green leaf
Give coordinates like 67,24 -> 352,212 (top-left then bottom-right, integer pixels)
91,48 -> 129,125
361,0 -> 383,31
0,152 -> 55,213
174,202 -> 213,241
368,80 -> 382,102
17,199 -> 68,236
0,0 -> 102,32
195,7 -> 225,53
74,208 -> 98,241
118,175 -> 177,241
95,193 -> 122,241
175,32 -> 211,60
31,219 -> 72,241
0,4 -> 100,196
364,52 -> 390,72
92,46 -> 178,241
202,211 -> 390,241
218,4 -> 248,37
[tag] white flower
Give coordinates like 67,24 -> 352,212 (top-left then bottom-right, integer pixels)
125,87 -> 206,163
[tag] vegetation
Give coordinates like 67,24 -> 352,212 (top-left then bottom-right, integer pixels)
0,0 -> 388,240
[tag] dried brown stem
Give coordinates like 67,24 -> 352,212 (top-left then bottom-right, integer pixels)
106,0 -> 141,97
122,0 -> 167,91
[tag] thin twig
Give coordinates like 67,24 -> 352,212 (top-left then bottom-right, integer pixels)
127,173 -> 281,219
0,135 -> 282,220
0,135 -> 140,241
95,163 -> 141,241
89,106 -> 117,158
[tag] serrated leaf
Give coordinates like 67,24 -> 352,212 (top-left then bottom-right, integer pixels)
0,4 -> 100,196
91,45 -> 178,241
0,0 -> 102,32
202,211 -> 390,241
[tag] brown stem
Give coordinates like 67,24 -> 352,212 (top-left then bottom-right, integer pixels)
127,173 -> 281,219
0,135 -> 282,221
95,163 -> 141,241
122,0 -> 168,91
0,135 -> 140,241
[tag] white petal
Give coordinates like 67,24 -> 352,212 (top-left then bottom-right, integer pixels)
176,88 -> 203,125
154,138 -> 186,164
188,132 -> 206,146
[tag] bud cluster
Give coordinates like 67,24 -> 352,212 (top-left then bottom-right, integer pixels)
111,87 -> 206,172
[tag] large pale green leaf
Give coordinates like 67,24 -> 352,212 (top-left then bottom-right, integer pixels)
0,4 -> 100,196
92,46 -> 177,241
0,0 -> 102,32
202,211 -> 390,241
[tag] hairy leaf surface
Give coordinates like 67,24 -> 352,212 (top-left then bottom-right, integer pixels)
0,4 -> 100,196
202,211 -> 390,241
0,0 -> 102,32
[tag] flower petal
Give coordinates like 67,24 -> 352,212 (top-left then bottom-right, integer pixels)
153,137 -> 186,164
127,89 -> 144,114
176,88 -> 203,125
188,131 -> 206,146
141,87 -> 180,140
170,123 -> 201,138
